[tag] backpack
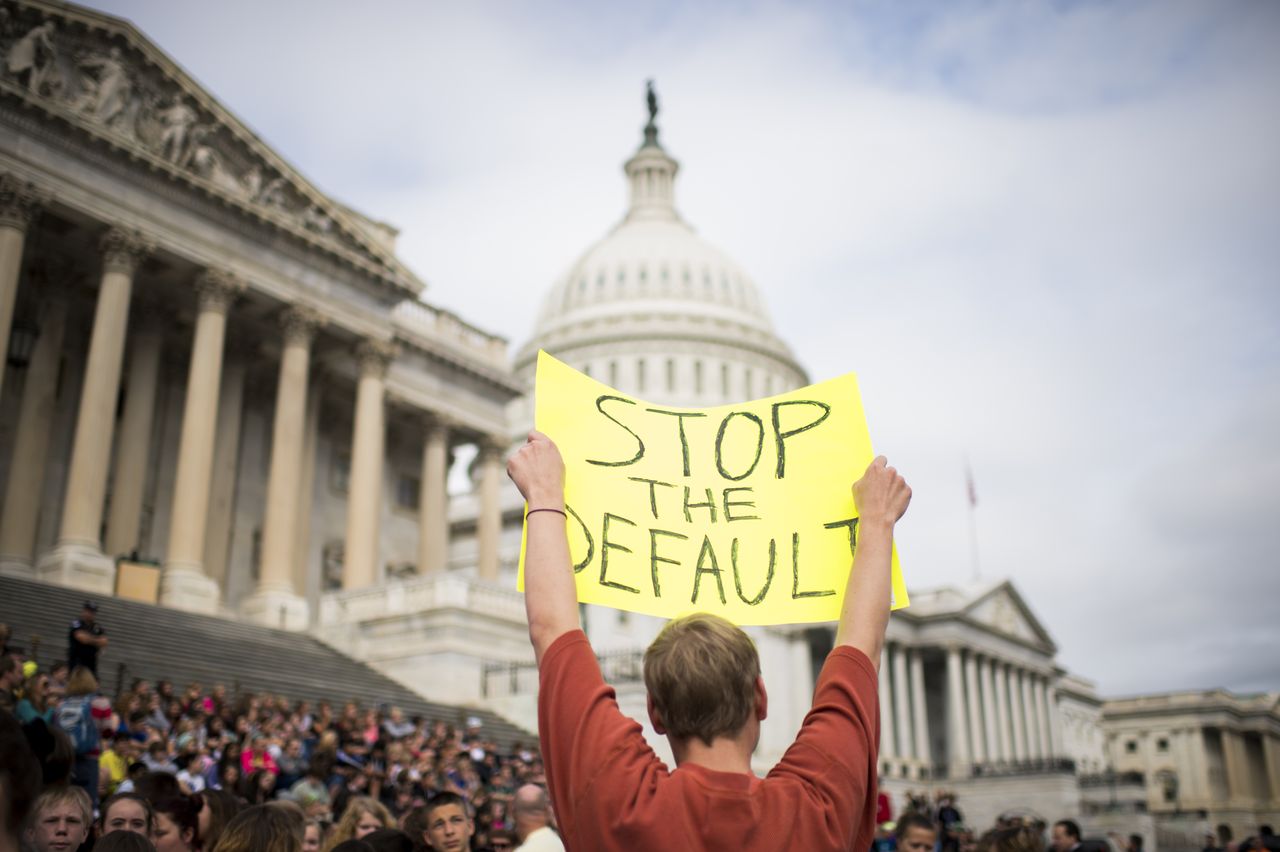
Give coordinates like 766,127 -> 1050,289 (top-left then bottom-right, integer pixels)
56,696 -> 98,755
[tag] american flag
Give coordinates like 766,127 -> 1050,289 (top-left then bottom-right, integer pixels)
965,463 -> 978,508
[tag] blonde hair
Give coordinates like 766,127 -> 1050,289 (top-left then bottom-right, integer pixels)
31,785 -> 93,827
65,666 -> 98,697
977,826 -> 1046,852
643,613 -> 760,746
321,796 -> 393,851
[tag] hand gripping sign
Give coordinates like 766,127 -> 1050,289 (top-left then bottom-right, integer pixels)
517,351 -> 908,626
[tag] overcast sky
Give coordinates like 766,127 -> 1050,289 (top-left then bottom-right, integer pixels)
84,0 -> 1279,698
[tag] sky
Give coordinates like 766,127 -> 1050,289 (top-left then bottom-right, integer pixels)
82,0 -> 1280,697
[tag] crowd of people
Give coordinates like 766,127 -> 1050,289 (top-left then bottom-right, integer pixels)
0,605 -> 562,852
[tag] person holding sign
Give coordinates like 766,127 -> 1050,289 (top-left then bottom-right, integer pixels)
509,429 -> 911,852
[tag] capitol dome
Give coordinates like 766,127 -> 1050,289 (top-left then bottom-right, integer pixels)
513,92 -> 807,409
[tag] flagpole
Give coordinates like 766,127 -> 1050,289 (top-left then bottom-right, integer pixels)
965,457 -> 980,582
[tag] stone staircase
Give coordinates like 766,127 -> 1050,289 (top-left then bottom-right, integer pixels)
0,574 -> 535,750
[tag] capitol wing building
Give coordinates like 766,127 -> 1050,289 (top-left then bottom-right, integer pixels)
0,1 -> 1276,846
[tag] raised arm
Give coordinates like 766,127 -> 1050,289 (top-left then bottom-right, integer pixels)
834,456 -> 911,668
507,431 -> 581,665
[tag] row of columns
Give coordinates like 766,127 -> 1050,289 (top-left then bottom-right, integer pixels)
945,646 -> 1060,772
0,176 -> 510,628
880,643 -> 934,769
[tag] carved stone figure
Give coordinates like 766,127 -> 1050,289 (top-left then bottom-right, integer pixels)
185,124 -> 242,193
257,176 -> 290,212
77,46 -> 131,126
156,93 -> 197,163
241,165 -> 263,201
302,204 -> 333,234
646,79 -> 658,127
6,20 -> 57,96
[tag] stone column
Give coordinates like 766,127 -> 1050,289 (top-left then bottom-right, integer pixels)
1220,730 -> 1246,805
1184,727 -> 1209,802
102,319 -> 163,558
0,294 -> 67,574
1022,671 -> 1042,760
980,656 -> 1002,762
1261,734 -> 1280,809
1045,683 -> 1064,759
476,437 -> 505,582
0,173 -> 45,403
202,356 -> 246,592
892,644 -> 913,760
160,270 -> 243,611
418,414 -> 450,574
342,339 -> 394,590
909,648 -> 931,767
38,228 -> 154,593
965,651 -> 986,765
995,663 -> 1015,761
294,378 -> 323,605
1034,677 -> 1053,758
946,645 -> 970,775
879,650 -> 897,764
241,306 -> 323,629
1009,668 -> 1027,762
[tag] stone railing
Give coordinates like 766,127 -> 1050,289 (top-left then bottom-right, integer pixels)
481,647 -> 647,698
319,573 -> 526,626
393,300 -> 508,367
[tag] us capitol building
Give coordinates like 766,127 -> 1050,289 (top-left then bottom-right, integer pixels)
0,0 -> 1275,844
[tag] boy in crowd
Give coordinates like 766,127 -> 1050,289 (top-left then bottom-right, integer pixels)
896,814 -> 939,852
508,430 -> 911,851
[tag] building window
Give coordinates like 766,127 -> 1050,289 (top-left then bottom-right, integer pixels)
1125,739 -> 1138,754
396,474 -> 420,512
331,452 -> 351,494
1156,737 -> 1169,752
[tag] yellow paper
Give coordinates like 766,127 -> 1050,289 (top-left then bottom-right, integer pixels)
517,351 -> 908,626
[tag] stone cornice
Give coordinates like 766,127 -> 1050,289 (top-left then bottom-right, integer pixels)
0,0 -> 421,299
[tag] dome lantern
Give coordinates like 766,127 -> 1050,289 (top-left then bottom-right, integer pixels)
624,81 -> 680,224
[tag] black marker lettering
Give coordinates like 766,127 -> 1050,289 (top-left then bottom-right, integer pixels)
731,537 -> 776,606
648,528 -> 688,598
566,504 -> 594,574
645,408 -> 707,477
771,400 -> 831,478
627,476 -> 675,520
722,487 -> 760,522
586,395 -> 645,467
824,517 -> 859,557
682,486 -> 719,524
791,531 -> 836,599
691,535 -> 727,605
714,411 -> 765,481
599,512 -> 639,594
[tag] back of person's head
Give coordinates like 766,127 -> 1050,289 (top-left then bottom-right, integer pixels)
0,655 -> 16,680
201,788 -> 246,852
1129,834 -> 1143,851
94,831 -> 158,852
1260,826 -> 1274,838
327,796 -> 393,847
363,828 -> 413,852
643,612 -> 761,745
212,803 -> 303,852
151,790 -> 203,850
330,842 -> 374,852
490,828 -> 518,851
512,783 -> 551,829
0,712 -> 41,846
977,825 -> 1046,852
1219,825 -> 1234,845
65,666 -> 98,696
135,770 -> 183,803
1055,820 -> 1081,843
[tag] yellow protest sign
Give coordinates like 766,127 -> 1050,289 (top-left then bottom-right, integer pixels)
517,351 -> 908,626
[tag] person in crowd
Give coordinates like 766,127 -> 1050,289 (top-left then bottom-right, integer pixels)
0,711 -> 42,852
95,831 -> 159,852
143,740 -> 180,774
1051,820 -> 1082,852
512,784 -> 563,851
303,818 -> 324,852
418,792 -> 474,852
199,788 -> 245,852
46,662 -> 69,704
68,601 -> 108,677
99,791 -> 154,836
324,797 -> 395,851
100,730 -> 136,796
243,732 -> 280,775
1205,832 -> 1223,852
897,814 -> 939,852
151,790 -> 203,852
16,671 -> 52,725
0,656 -> 20,714
938,793 -> 964,852
978,825 -> 1046,852
56,665 -> 111,810
507,431 -> 911,851
210,802 -> 304,852
23,786 -> 92,852
330,842 -> 375,852
363,828 -> 415,852
490,828 -> 518,851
